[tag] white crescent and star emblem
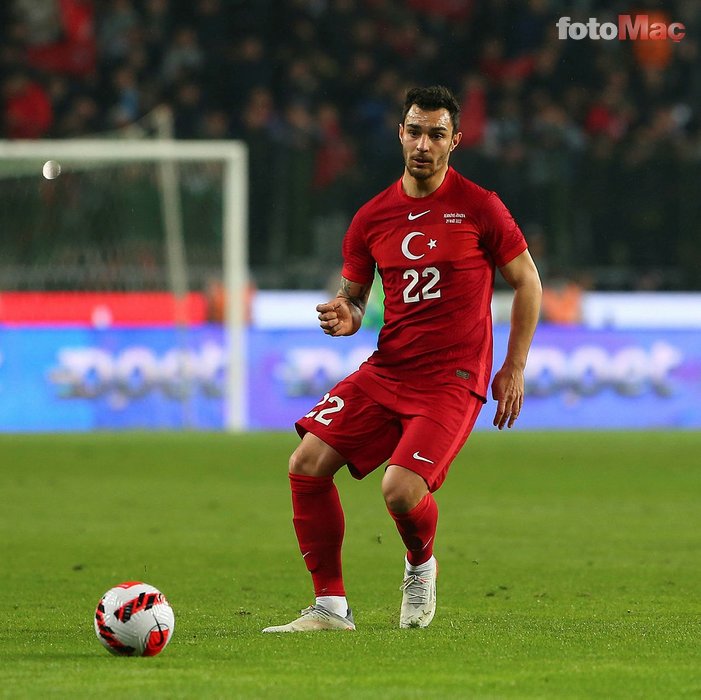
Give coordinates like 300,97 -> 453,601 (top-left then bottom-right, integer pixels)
401,232 -> 438,260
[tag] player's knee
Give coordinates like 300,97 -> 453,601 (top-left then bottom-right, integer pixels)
288,443 -> 337,478
382,468 -> 426,513
383,486 -> 415,513
288,446 -> 314,476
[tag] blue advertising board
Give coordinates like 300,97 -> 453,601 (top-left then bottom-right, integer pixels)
0,325 -> 699,431
0,326 -> 225,431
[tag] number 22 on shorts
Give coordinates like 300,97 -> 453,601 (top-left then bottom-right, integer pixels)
304,393 -> 345,425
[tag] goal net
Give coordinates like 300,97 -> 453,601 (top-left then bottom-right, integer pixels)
0,138 -> 248,431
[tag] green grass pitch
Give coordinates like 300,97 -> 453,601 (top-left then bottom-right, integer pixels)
1,431 -> 699,699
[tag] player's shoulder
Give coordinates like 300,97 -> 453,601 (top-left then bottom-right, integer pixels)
355,179 -> 404,221
345,180 -> 400,241
447,167 -> 494,205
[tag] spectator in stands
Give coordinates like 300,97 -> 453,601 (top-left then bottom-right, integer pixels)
97,0 -> 138,67
2,70 -> 53,138
161,26 -> 204,84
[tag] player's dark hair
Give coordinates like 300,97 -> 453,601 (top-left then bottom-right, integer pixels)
402,86 -> 460,133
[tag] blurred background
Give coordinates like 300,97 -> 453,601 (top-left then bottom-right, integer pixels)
1,0 -> 700,431
3,0 -> 701,290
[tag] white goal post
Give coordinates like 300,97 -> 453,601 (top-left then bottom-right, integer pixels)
0,139 -> 249,431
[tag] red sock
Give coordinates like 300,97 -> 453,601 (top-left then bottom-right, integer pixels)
289,473 -> 346,597
388,492 -> 438,566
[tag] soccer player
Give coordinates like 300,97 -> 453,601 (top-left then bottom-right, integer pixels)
263,86 -> 542,632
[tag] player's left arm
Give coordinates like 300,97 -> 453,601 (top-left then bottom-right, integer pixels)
492,249 -> 542,430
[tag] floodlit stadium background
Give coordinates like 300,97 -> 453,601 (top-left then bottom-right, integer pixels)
1,0 -> 700,430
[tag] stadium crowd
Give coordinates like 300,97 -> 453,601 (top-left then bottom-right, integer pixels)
2,0 -> 701,291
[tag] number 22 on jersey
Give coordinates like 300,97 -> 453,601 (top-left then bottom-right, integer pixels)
304,393 -> 345,425
402,266 -> 441,303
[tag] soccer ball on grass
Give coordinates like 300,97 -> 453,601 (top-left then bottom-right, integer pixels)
94,581 -> 175,656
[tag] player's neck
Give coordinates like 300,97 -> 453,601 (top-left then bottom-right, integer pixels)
401,165 -> 449,198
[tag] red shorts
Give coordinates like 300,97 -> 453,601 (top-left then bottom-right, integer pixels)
295,366 -> 483,492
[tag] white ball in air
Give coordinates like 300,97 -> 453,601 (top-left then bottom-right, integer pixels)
42,160 -> 61,179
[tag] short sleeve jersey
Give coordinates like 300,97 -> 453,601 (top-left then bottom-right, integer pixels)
342,167 -> 527,400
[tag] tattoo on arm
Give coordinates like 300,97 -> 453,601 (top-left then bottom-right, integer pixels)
338,277 -> 372,314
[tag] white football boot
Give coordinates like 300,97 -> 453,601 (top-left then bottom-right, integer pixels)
399,557 -> 437,628
262,605 -> 356,633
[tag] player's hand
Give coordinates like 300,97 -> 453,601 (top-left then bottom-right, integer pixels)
491,362 -> 525,430
316,298 -> 357,336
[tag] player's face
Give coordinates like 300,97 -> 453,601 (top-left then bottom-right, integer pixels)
399,106 -> 462,181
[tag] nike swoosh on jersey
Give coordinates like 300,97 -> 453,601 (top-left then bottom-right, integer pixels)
412,451 -> 434,464
407,210 -> 430,220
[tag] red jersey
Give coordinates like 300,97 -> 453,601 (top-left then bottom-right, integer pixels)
341,167 -> 527,400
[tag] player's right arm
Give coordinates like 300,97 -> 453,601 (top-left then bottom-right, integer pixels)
317,276 -> 373,337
